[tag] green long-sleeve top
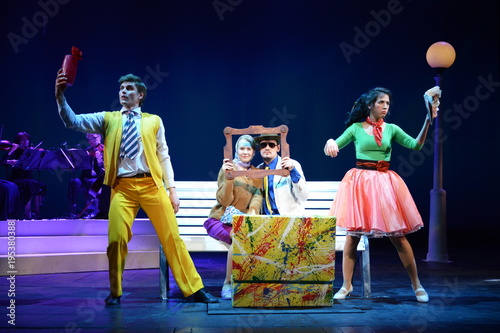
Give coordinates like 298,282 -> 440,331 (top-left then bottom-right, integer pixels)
335,122 -> 423,161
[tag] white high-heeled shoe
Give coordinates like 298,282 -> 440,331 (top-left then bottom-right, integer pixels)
221,283 -> 232,300
414,287 -> 429,303
333,286 -> 353,300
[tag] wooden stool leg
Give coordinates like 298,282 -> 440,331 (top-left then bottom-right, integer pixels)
361,235 -> 371,298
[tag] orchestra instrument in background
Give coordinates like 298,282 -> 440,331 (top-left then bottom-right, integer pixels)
87,142 -> 105,199
1,140 -> 44,151
1,136 -> 103,174
0,140 -> 14,150
1,140 -> 45,166
1,127 -> 109,219
88,142 -> 104,168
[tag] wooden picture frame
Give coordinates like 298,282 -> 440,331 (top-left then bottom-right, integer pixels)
223,125 -> 290,179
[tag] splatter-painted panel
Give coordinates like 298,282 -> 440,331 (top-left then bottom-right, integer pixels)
232,215 -> 336,307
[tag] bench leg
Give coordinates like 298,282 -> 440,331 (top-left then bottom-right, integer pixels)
360,235 -> 371,298
159,244 -> 169,300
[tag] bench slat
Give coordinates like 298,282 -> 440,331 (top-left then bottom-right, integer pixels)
175,181 -> 218,189
178,200 -> 336,210
178,226 -> 213,235
179,199 -> 216,207
180,236 -> 229,251
177,218 -> 208,227
177,208 -> 213,216
307,193 -> 337,200
304,201 -> 333,208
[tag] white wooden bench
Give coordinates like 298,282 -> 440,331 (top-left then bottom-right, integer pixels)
159,181 -> 371,299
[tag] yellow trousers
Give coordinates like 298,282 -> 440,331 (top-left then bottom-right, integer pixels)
107,177 -> 203,297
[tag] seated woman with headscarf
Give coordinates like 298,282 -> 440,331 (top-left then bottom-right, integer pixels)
203,135 -> 262,300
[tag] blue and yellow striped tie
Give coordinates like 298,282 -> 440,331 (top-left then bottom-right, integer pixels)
120,112 -> 139,160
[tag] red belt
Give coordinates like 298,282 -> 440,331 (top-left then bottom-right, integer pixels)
356,160 -> 390,172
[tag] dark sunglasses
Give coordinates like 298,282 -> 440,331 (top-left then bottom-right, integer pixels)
259,141 -> 277,149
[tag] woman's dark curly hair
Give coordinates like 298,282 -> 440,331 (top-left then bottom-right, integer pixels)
345,87 -> 392,128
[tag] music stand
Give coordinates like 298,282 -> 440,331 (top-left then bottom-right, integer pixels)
58,149 -> 92,218
64,149 -> 92,171
14,149 -> 91,172
14,149 -> 47,171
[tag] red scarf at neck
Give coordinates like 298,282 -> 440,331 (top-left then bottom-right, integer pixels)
366,117 -> 384,146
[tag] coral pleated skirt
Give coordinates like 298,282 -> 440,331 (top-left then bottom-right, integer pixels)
329,168 -> 423,238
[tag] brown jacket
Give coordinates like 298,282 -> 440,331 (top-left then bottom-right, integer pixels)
209,166 -> 262,220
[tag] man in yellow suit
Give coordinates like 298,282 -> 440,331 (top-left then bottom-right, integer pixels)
55,70 -> 218,305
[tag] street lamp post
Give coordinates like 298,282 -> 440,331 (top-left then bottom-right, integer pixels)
425,41 -> 456,263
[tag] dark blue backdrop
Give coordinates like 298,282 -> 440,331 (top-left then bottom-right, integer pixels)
2,0 -> 499,233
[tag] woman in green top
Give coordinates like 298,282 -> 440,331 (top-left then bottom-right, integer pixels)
324,86 -> 441,303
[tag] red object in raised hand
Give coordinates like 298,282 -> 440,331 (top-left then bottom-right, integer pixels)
62,46 -> 83,86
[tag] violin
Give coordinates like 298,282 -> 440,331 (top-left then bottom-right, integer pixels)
88,143 -> 103,155
0,140 -> 13,151
29,141 -> 45,151
87,143 -> 105,173
1,140 -> 21,165
18,144 -> 45,152
88,143 -> 104,161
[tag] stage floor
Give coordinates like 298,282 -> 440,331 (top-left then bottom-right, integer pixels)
1,230 -> 500,332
